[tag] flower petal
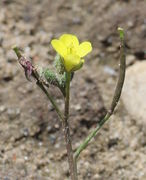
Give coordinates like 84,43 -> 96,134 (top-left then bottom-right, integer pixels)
77,41 -> 92,57
64,54 -> 81,72
71,59 -> 85,72
51,39 -> 67,57
60,34 -> 79,48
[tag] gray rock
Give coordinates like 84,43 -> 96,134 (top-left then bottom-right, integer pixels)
122,61 -> 146,126
126,55 -> 136,66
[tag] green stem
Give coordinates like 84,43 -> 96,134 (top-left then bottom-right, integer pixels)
13,46 -> 22,59
74,114 -> 110,160
36,79 -> 64,121
74,29 -> 126,160
13,46 -> 64,121
63,72 -> 78,180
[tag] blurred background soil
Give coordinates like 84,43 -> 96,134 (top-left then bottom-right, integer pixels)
0,0 -> 146,179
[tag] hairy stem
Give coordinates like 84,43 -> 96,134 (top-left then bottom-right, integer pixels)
74,28 -> 126,160
13,46 -> 64,121
35,77 -> 64,121
63,72 -> 78,180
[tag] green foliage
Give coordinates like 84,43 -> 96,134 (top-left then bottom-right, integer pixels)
54,54 -> 65,74
43,68 -> 66,96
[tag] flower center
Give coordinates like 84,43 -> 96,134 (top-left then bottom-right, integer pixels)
67,43 -> 76,54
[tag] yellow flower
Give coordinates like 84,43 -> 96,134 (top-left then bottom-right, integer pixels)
51,34 -> 92,72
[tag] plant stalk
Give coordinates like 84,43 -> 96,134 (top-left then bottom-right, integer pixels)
36,79 -> 64,121
74,28 -> 126,160
63,72 -> 78,180
13,46 -> 64,121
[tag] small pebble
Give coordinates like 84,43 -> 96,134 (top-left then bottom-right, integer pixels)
54,124 -> 59,129
24,156 -> 28,161
7,108 -> 20,120
106,46 -> 117,53
22,128 -> 29,137
0,105 -> 6,113
104,66 -> 117,76
38,141 -> 43,146
126,55 -> 135,66
74,104 -> 81,111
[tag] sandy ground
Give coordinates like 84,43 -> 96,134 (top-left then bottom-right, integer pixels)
0,0 -> 146,179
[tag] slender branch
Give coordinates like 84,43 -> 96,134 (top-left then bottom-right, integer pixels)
35,77 -> 64,121
62,72 -> 78,180
74,28 -> 126,160
110,28 -> 126,114
13,46 -> 64,121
